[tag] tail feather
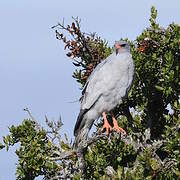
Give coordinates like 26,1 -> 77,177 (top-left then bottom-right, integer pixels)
73,126 -> 89,149
74,109 -> 88,136
74,109 -> 95,149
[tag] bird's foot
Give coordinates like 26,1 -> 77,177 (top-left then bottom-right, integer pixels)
101,112 -> 113,135
101,122 -> 113,135
113,120 -> 126,135
111,111 -> 127,135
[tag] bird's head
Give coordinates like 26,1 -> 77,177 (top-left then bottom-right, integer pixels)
114,41 -> 130,54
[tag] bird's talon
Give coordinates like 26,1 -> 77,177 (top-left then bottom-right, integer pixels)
113,126 -> 127,135
101,125 -> 112,135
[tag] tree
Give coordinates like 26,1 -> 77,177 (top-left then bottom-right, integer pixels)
1,6 -> 179,179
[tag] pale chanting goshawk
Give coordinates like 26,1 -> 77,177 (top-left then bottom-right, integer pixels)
74,41 -> 134,148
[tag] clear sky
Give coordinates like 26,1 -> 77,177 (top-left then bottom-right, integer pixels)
0,0 -> 179,179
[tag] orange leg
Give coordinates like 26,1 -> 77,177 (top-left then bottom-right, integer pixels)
101,112 -> 112,135
111,112 -> 126,135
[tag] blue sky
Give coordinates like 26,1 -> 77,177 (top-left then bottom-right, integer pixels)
0,0 -> 179,179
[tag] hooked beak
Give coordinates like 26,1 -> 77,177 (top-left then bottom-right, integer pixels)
115,43 -> 121,55
115,43 -> 121,49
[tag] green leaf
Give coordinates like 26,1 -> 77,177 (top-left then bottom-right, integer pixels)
155,85 -> 164,91
150,159 -> 159,170
0,143 -> 5,150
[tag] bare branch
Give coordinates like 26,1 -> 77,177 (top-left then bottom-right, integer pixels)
23,108 -> 41,130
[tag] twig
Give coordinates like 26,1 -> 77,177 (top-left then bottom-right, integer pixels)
23,108 -> 41,130
23,108 -> 36,122
49,150 -> 76,161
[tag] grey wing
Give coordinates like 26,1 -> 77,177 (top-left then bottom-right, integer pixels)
74,57 -> 111,136
80,54 -> 113,103
81,55 -> 118,109
81,59 -> 108,96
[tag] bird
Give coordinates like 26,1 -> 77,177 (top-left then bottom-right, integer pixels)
74,41 -> 134,148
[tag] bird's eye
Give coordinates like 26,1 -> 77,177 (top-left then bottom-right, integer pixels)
121,44 -> 126,47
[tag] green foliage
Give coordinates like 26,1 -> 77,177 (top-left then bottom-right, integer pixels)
2,119 -> 58,179
0,143 -> 5,150
85,136 -> 136,179
130,10 -> 180,138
